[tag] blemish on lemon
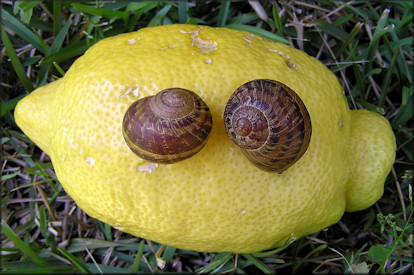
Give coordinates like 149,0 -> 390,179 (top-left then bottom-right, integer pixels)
120,87 -> 140,99
286,60 -> 298,70
180,27 -> 218,54
137,162 -> 158,173
85,157 -> 95,167
127,37 -> 140,45
160,45 -> 176,50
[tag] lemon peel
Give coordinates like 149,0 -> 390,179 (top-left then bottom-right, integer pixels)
14,24 -> 395,253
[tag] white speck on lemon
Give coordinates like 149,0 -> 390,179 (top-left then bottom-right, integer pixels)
120,87 -> 140,99
85,157 -> 95,167
137,162 -> 158,173
120,88 -> 132,98
127,37 -> 140,45
160,45 -> 176,50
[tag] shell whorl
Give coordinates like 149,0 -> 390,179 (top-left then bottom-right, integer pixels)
224,79 -> 312,173
122,88 -> 213,164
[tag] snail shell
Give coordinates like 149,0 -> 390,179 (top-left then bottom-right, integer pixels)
122,88 -> 213,164
224,79 -> 312,173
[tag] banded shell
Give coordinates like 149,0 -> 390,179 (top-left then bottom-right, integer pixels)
223,79 -> 312,172
122,88 -> 213,163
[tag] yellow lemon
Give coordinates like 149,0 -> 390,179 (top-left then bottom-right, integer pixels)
14,24 -> 396,253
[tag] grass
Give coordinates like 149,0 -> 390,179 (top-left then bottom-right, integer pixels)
1,0 -> 413,273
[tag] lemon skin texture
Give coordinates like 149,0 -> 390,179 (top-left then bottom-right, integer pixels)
345,110 -> 396,212
14,24 -> 396,253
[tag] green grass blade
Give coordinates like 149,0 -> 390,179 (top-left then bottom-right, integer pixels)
57,247 -> 90,274
125,1 -> 159,31
332,13 -> 354,26
303,244 -> 328,261
37,206 -> 49,245
272,5 -> 283,36
217,0 -> 231,26
1,25 -> 34,92
147,4 -> 172,27
85,264 -> 131,274
53,1 -> 62,37
104,223 -> 113,241
363,9 -> 392,72
14,1 -> 41,12
349,45 -> 365,98
315,21 -> 348,41
126,1 -> 158,12
242,254 -> 273,274
13,0 -> 41,24
178,0 -> 189,23
337,22 -> 363,56
1,266 -> 75,274
71,3 -> 125,20
378,46 -> 400,107
228,12 -> 258,25
130,240 -> 145,273
50,17 -> 72,53
1,9 -> 45,54
1,220 -> 50,267
224,24 -> 289,44
373,8 -> 390,36
34,63 -> 52,87
389,32 -> 413,84
41,39 -> 89,64
251,235 -> 296,257
196,252 -> 233,273
52,62 -> 66,77
342,2 -> 371,19
392,86 -> 413,128
66,238 -> 139,253
1,95 -> 25,117
102,1 -> 130,10
0,171 -> 20,181
162,246 -> 176,264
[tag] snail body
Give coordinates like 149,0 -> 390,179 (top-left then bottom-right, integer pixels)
122,88 -> 213,163
224,79 -> 312,173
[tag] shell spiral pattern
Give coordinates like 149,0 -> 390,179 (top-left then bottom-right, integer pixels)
122,88 -> 213,163
224,79 -> 312,173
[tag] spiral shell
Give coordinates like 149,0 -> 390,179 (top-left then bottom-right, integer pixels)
122,88 -> 213,164
224,79 -> 312,173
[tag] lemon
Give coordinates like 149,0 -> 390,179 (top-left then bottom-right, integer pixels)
14,24 -> 396,253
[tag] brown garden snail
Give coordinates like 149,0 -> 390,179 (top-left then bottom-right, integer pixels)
122,88 -> 213,163
223,79 -> 312,173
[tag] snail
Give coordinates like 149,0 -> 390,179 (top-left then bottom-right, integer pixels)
223,79 -> 312,173
122,88 -> 213,164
